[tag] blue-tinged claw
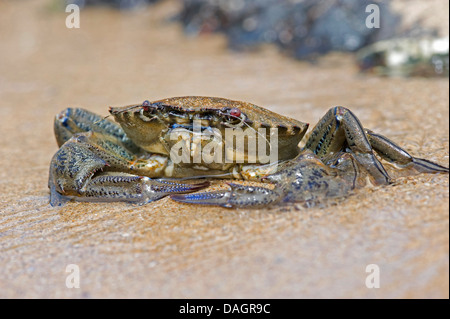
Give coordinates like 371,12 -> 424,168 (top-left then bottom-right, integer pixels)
171,182 -> 283,208
171,189 -> 234,207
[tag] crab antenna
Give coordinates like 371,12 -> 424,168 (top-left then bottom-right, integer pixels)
113,104 -> 143,114
93,114 -> 112,125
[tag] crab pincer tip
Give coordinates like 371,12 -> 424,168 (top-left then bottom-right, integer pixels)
170,189 -> 230,206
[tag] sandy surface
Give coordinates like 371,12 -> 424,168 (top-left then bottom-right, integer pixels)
0,0 -> 448,298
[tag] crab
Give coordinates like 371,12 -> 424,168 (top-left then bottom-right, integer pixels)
48,96 -> 449,208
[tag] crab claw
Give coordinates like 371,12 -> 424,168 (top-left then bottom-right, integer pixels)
50,175 -> 210,206
132,178 -> 210,204
170,182 -> 282,208
147,179 -> 210,196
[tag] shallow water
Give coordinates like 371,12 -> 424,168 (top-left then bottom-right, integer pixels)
0,0 -> 448,298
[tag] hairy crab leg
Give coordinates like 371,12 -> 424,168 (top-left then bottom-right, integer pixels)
54,107 -> 141,152
365,129 -> 449,173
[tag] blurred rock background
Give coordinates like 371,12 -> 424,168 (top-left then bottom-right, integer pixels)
63,0 -> 449,76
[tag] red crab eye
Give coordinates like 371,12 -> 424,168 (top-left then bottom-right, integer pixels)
141,100 -> 151,111
230,108 -> 241,118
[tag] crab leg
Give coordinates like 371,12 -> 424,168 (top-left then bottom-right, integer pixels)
304,106 -> 392,185
365,129 -> 449,173
171,183 -> 283,208
171,153 -> 361,208
54,107 -> 140,152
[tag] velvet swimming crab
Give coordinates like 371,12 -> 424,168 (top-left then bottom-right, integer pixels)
49,96 -> 449,208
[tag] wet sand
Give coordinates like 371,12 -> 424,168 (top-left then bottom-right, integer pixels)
0,0 -> 448,298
